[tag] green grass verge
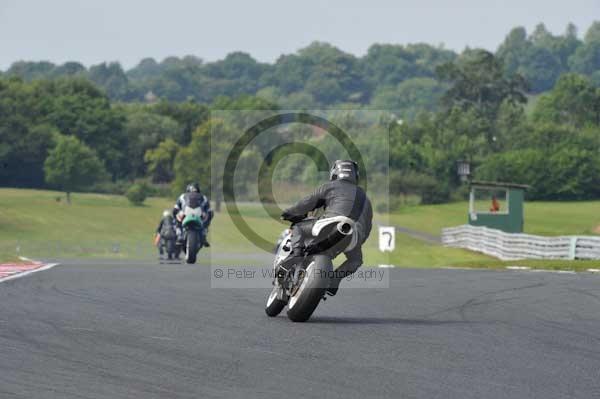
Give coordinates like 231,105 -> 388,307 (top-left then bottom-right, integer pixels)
387,201 -> 600,236
1,188 -> 598,272
0,188 -> 288,261
450,259 -> 600,272
362,232 -> 490,268
0,188 -> 490,267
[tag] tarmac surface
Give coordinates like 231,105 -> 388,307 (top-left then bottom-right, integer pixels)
1,260 -> 599,398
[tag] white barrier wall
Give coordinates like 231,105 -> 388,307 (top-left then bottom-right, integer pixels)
441,225 -> 600,261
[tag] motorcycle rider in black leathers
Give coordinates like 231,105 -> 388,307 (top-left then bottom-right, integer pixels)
173,183 -> 214,247
156,210 -> 177,259
281,160 -> 373,296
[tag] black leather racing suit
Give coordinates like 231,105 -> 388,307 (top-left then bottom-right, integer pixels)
156,215 -> 176,256
282,179 -> 373,281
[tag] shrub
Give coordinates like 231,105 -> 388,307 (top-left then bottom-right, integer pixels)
125,183 -> 149,206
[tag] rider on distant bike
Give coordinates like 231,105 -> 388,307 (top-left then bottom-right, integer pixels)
281,160 -> 373,296
156,210 -> 177,259
172,183 -> 214,247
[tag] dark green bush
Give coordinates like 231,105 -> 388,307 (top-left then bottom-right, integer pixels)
390,171 -> 451,205
125,183 -> 149,206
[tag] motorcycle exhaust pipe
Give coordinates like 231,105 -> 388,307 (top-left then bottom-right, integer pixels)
307,221 -> 354,255
337,221 -> 353,236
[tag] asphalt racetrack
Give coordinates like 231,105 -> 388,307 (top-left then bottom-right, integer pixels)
1,260 -> 599,399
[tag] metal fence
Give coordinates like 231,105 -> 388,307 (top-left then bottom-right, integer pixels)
441,225 -> 600,261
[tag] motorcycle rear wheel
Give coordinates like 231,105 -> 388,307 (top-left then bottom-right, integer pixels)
286,255 -> 331,322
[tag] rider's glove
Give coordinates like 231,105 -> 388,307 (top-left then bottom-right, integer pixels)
281,212 -> 306,224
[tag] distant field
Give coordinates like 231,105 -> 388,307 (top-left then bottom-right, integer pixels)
1,188 -> 599,271
388,201 -> 600,236
0,188 -> 287,262
0,188 -> 486,267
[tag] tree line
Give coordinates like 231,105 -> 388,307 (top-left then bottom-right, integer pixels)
391,51 -> 600,203
3,22 -> 600,117
1,22 -> 600,204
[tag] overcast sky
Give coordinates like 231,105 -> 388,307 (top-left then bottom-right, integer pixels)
0,0 -> 598,70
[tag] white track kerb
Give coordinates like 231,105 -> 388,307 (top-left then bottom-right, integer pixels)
0,257 -> 59,283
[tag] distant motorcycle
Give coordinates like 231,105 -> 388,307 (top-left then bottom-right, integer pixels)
176,206 -> 207,264
265,216 -> 356,322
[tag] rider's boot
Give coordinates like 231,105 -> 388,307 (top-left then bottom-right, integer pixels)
326,277 -> 342,296
202,228 -> 210,247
